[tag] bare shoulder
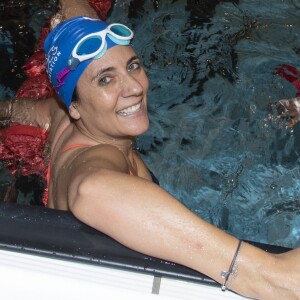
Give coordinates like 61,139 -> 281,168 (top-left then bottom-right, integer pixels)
66,144 -> 130,176
133,150 -> 153,181
53,144 -> 129,207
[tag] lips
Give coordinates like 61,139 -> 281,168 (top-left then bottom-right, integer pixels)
117,102 -> 142,116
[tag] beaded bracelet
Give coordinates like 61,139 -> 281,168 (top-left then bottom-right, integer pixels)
220,240 -> 243,291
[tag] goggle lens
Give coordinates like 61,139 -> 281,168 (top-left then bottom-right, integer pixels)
76,36 -> 103,55
110,24 -> 132,38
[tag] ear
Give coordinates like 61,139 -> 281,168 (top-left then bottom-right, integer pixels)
69,103 -> 81,120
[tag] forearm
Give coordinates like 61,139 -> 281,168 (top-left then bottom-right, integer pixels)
0,98 -> 39,128
68,169 -> 299,299
0,97 -> 56,129
276,97 -> 300,127
11,98 -> 41,127
59,0 -> 98,20
51,0 -> 99,30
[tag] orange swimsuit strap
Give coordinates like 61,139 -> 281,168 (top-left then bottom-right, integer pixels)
62,143 -> 91,152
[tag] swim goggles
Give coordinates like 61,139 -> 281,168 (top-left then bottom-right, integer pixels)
56,23 -> 133,89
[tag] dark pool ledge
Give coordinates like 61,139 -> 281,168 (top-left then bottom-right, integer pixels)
0,202 -> 289,287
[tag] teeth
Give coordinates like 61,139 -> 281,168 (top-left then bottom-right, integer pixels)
117,103 -> 141,116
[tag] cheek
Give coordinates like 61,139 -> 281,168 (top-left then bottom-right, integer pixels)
77,84 -> 116,112
98,90 -> 120,111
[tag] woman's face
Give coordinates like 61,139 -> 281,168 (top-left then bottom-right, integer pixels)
74,45 -> 149,140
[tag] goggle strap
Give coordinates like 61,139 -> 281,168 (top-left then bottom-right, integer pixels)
56,67 -> 71,90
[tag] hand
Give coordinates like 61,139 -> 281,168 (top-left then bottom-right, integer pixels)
276,97 -> 300,128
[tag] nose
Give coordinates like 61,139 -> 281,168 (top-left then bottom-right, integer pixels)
121,73 -> 144,98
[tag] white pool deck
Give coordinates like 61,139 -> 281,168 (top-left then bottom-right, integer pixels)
0,249 -> 248,300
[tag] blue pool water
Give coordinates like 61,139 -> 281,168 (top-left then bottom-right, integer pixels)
0,0 -> 300,248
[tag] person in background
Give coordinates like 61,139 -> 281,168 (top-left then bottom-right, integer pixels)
0,1 -> 299,299
275,64 -> 300,128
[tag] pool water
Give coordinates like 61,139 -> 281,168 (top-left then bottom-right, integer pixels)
0,0 -> 55,96
0,0 -> 300,248
109,0 -> 300,248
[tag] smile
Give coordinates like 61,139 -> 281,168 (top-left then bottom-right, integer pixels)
117,102 -> 142,116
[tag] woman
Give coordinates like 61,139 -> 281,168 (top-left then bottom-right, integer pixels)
0,1 -> 300,299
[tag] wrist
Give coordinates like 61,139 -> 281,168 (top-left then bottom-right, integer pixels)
229,243 -> 278,299
220,240 -> 243,291
0,100 -> 13,128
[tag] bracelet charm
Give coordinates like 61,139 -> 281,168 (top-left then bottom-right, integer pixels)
221,240 -> 243,291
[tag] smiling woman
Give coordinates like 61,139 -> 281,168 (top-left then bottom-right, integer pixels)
72,47 -> 150,140
0,1 -> 300,299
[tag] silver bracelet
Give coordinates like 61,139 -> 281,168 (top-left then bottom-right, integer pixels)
220,240 -> 243,291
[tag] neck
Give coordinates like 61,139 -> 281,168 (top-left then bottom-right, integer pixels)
102,136 -> 134,156
75,125 -> 134,156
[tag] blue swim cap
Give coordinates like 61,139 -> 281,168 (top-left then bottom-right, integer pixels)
44,16 -> 133,107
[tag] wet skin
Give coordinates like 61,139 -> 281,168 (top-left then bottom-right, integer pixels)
70,45 -> 150,143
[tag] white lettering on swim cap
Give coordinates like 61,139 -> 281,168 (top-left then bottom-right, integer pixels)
46,46 -> 61,77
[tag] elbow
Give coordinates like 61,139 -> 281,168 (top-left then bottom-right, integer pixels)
67,170 -> 107,219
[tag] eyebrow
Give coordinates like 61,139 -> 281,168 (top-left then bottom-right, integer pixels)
127,55 -> 140,66
92,55 -> 140,81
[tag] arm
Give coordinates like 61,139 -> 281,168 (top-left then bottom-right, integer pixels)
64,146 -> 300,300
59,0 -> 99,19
51,0 -> 99,28
276,97 -> 300,128
0,97 -> 60,130
0,0 -> 98,129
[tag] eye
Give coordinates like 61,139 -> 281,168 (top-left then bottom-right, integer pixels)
128,62 -> 140,72
98,76 -> 111,86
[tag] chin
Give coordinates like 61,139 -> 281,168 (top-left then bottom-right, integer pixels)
128,119 -> 149,137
